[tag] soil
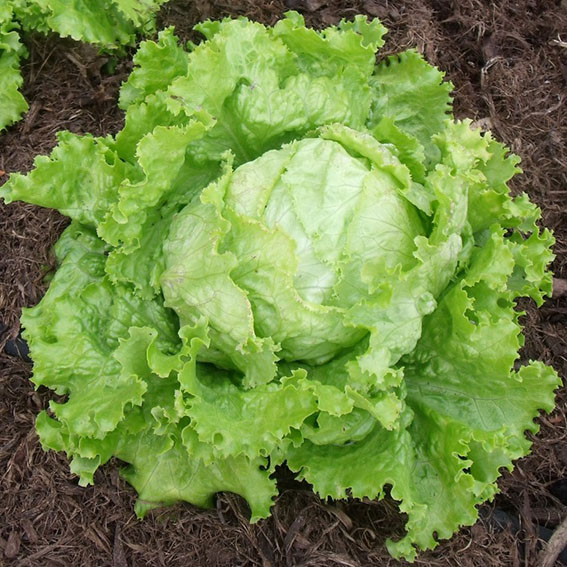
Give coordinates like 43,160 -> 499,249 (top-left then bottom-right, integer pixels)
1,1 -> 566,566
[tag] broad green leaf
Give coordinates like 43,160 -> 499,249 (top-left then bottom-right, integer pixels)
111,0 -> 167,30
28,0 -> 135,46
0,133 -> 135,226
179,365 -> 318,460
119,27 -> 189,110
24,222 -> 178,441
368,50 -> 453,165
117,429 -> 277,522
0,8 -> 28,130
166,15 -> 381,164
103,121 -> 222,297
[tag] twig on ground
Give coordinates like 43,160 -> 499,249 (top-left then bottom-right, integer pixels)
540,514 -> 567,567
550,35 -> 567,48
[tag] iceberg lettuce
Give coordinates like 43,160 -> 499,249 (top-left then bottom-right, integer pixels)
0,13 -> 559,560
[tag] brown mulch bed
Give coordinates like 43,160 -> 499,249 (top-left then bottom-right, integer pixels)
1,1 -> 566,565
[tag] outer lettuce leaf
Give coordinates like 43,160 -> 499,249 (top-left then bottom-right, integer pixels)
117,428 -> 277,522
100,121 -> 221,297
159,13 -> 384,164
9,1 -> 49,34
115,91 -> 186,163
0,5 -> 28,130
180,365 -> 319,460
273,11 -> 386,75
119,27 -> 189,110
1,133 -> 135,225
24,223 -> 179,438
2,12 -> 559,563
28,224 -> 278,518
23,0 -> 135,45
111,0 -> 168,30
368,50 -> 453,165
13,0 -> 167,47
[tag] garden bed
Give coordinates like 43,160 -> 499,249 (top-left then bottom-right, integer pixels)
1,1 -> 566,565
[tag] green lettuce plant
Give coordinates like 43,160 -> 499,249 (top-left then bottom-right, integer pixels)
0,0 -> 168,130
1,4 -> 28,129
0,13 -> 559,560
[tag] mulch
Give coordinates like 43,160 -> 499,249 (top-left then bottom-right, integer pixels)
1,1 -> 566,565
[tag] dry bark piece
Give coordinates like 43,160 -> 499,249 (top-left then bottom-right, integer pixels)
284,0 -> 326,11
553,278 -> 567,298
21,519 -> 39,545
304,0 -> 327,10
540,514 -> 567,567
4,531 -> 21,559
112,526 -> 128,567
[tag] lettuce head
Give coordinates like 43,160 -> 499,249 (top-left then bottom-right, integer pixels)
0,12 -> 559,561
